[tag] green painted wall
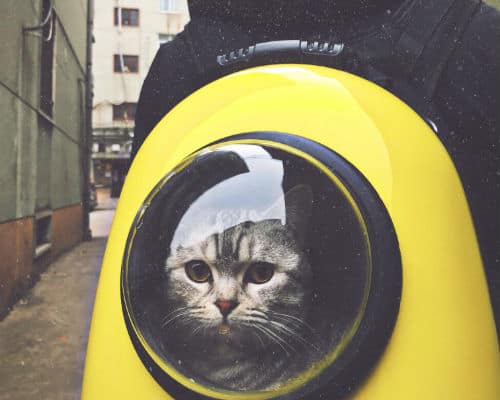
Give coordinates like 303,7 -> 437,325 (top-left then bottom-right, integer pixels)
0,0 -> 90,222
54,0 -> 88,69
0,1 -> 41,222
51,133 -> 84,210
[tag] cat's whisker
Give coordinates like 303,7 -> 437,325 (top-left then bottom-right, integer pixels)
241,314 -> 316,352
264,326 -> 297,355
267,319 -> 301,336
162,310 -> 197,328
241,322 -> 266,349
268,317 -> 317,349
265,322 -> 303,351
267,320 -> 320,353
252,330 -> 266,348
249,311 -> 305,329
247,308 -> 268,318
255,323 -> 298,356
161,305 -> 207,328
251,324 -> 291,357
267,311 -> 315,332
191,324 -> 205,336
239,315 -> 268,325
268,315 -> 304,331
264,311 -> 316,337
161,306 -> 192,324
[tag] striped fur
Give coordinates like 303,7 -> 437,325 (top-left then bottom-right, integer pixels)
162,185 -> 319,391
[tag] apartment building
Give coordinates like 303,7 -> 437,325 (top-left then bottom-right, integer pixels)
91,0 -> 189,196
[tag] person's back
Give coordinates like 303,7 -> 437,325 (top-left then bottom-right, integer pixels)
131,0 -> 500,333
132,0 -> 402,160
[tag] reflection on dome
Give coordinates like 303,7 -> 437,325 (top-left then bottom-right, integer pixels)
123,142 -> 372,396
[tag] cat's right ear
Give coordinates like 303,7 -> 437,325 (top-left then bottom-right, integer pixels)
285,184 -> 313,245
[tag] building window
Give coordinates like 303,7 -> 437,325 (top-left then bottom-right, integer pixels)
113,102 -> 137,121
114,8 -> 139,26
113,55 -> 139,73
159,33 -> 174,45
34,212 -> 52,258
160,0 -> 177,12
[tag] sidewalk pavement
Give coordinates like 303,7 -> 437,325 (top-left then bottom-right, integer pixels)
0,210 -> 114,400
94,187 -> 118,211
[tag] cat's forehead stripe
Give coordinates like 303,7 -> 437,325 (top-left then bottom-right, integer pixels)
233,228 -> 248,260
232,227 -> 243,257
238,234 -> 248,261
202,235 -> 217,260
221,229 -> 234,259
216,232 -> 223,260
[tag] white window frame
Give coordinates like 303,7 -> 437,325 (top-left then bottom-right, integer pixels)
159,33 -> 175,46
160,0 -> 178,13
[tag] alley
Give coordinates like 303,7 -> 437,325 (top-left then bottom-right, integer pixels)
0,209 -> 114,400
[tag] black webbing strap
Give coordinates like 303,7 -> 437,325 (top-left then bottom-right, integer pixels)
411,0 -> 481,99
390,0 -> 456,76
391,0 -> 481,99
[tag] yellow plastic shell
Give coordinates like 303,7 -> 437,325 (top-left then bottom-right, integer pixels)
82,65 -> 500,399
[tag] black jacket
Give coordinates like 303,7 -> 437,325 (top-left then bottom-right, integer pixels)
132,0 -> 500,332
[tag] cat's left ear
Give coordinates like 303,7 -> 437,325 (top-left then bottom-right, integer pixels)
285,184 -> 313,245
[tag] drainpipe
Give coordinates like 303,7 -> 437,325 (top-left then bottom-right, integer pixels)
82,0 -> 94,240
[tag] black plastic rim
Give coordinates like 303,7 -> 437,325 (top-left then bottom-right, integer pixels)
121,132 -> 402,400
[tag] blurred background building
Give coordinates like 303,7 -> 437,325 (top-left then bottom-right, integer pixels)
0,0 -> 93,316
91,0 -> 189,198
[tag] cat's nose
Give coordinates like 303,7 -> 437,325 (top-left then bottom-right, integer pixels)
215,299 -> 238,317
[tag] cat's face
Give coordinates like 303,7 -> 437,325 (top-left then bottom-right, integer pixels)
163,185 -> 313,350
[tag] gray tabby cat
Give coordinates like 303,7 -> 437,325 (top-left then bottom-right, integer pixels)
163,185 -> 320,391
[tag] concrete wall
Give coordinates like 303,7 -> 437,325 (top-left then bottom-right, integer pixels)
0,0 -> 91,317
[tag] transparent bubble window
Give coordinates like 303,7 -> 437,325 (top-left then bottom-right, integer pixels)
122,140 -> 397,399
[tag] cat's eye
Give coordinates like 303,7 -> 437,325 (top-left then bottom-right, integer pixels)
185,260 -> 211,283
246,262 -> 275,284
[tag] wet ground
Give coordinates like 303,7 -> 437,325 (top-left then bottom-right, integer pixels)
0,209 -> 115,400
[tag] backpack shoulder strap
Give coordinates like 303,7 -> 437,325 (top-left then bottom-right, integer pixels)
390,0 -> 481,99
